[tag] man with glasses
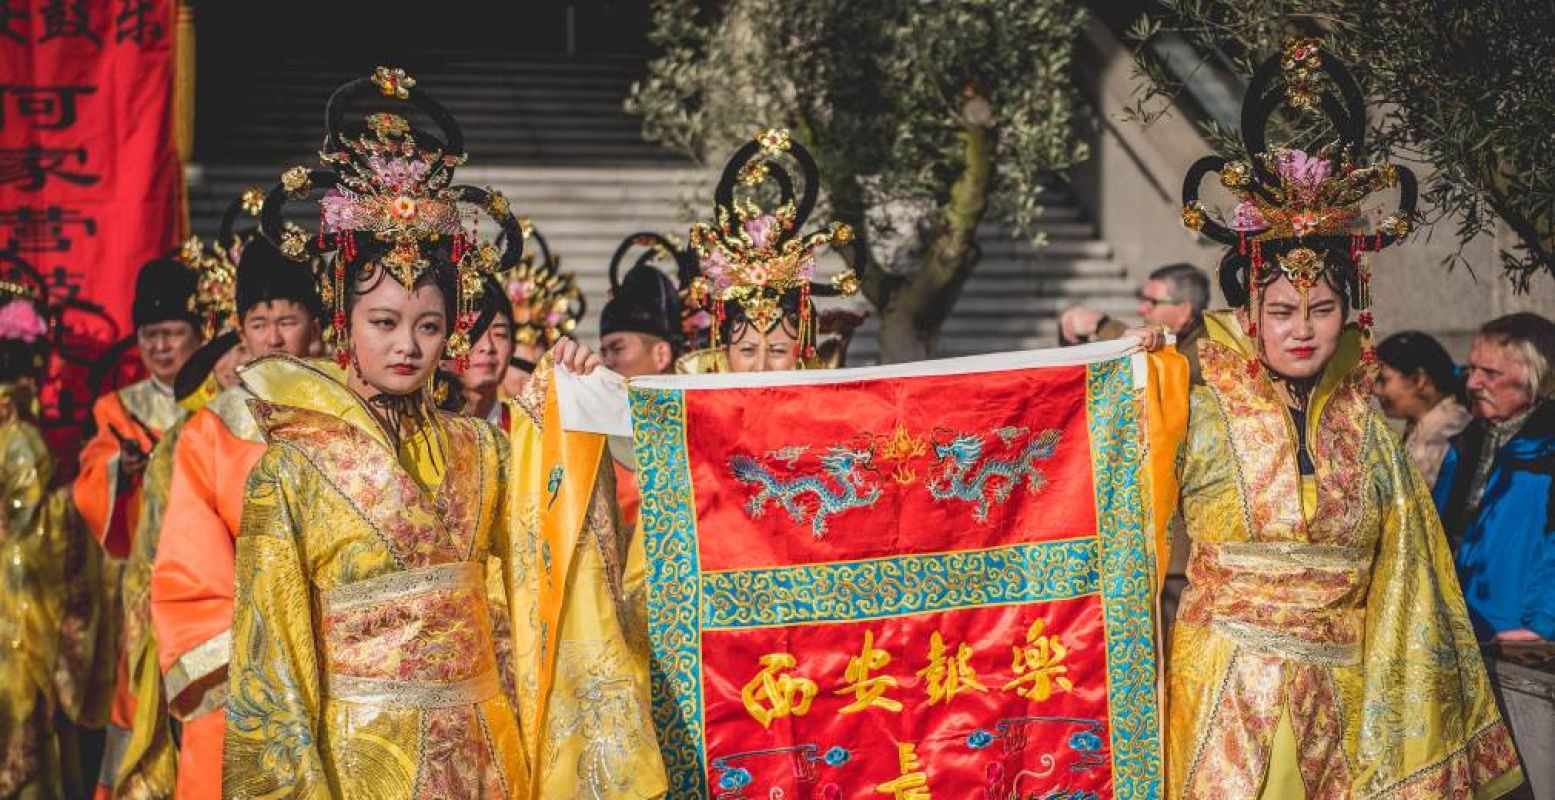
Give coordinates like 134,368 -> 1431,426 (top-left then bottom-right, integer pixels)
1060,262 -> 1211,383
1060,262 -> 1210,637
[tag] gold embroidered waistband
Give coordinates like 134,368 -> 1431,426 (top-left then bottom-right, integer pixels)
326,668 -> 501,709
321,562 -> 484,614
1207,541 -> 1371,571
1212,618 -> 1361,667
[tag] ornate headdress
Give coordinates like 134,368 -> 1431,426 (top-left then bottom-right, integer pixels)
258,67 -> 527,369
603,231 -> 703,350
179,235 -> 237,340
688,129 -> 859,358
176,191 -> 264,341
1181,38 -> 1418,359
500,225 -> 585,348
0,252 -> 53,394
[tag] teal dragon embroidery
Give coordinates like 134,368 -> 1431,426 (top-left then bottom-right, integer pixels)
729,445 -> 882,538
928,427 -> 1062,521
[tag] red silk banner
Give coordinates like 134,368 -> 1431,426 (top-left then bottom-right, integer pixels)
0,0 -> 183,458
631,344 -> 1167,799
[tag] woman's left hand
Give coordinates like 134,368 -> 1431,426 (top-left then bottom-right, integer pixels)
555,337 -> 601,375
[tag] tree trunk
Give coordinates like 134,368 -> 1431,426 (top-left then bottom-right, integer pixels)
872,119 -> 996,363
876,295 -> 936,362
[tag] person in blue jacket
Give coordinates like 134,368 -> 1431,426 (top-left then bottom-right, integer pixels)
1436,312 -> 1555,642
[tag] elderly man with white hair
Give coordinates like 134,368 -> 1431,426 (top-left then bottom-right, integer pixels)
1437,312 -> 1555,644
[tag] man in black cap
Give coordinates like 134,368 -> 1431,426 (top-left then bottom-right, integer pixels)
598,245 -> 687,379
74,256 -> 205,559
72,254 -> 205,789
148,234 -> 322,800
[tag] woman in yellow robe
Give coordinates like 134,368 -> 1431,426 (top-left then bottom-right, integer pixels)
222,67 -> 658,799
1166,39 -> 1522,798
0,290 -> 93,798
1166,309 -> 1522,798
219,67 -> 548,797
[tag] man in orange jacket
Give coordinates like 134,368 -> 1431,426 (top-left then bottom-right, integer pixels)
74,256 -> 204,794
150,236 -> 320,800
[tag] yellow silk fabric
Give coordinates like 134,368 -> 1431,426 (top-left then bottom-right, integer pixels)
503,356 -> 666,800
1145,345 -> 1191,591
115,420 -> 182,797
223,357 -> 525,798
1166,312 -> 1523,799
0,413 -> 80,797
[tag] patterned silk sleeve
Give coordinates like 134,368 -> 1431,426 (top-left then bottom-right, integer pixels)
223,446 -> 332,799
0,422 -> 59,797
1353,416 -> 1522,796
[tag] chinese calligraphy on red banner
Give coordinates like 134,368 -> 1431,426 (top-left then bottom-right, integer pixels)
0,0 -> 183,457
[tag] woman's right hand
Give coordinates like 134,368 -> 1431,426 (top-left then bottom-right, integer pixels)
554,337 -> 601,375
1126,325 -> 1168,352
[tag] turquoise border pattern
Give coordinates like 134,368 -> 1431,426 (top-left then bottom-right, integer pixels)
1087,356 -> 1162,799
630,386 -> 708,797
701,539 -> 1099,629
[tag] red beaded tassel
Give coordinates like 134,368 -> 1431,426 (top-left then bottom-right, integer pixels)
1245,240 -> 1263,376
1354,234 -> 1378,364
332,232 -> 350,367
799,283 -> 815,359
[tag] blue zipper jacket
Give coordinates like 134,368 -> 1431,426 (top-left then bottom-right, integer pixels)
1435,399 -> 1555,639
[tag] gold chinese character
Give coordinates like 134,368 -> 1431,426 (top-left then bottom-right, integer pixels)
875,742 -> 931,799
917,631 -> 988,705
1003,618 -> 1074,702
741,653 -> 819,729
835,630 -> 903,714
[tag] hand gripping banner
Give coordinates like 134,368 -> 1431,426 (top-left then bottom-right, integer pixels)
629,340 -> 1188,799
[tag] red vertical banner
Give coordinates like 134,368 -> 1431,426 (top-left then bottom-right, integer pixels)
0,0 -> 183,462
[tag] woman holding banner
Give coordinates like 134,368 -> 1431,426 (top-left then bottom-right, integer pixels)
220,69 -> 661,799
1152,40 -> 1523,798
674,129 -> 861,375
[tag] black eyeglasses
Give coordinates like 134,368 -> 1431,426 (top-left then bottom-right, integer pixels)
1136,291 -> 1187,309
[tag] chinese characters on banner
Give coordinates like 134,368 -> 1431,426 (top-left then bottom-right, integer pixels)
630,343 -> 1172,799
0,0 -> 183,460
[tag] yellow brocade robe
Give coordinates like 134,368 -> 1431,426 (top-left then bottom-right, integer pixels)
1166,313 -> 1523,799
223,357 -> 525,798
503,357 -> 666,800
0,394 -> 89,797
114,421 -> 182,798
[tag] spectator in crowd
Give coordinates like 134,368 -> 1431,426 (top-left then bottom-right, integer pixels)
1373,330 -> 1472,485
1060,262 -> 1210,383
1436,312 -> 1555,642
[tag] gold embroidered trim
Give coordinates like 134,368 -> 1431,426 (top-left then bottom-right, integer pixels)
164,628 -> 232,716
209,386 -> 263,442
320,562 -> 483,614
181,682 -> 229,722
1211,542 -> 1371,571
1213,619 -> 1359,667
327,668 -> 501,709
120,378 -> 184,433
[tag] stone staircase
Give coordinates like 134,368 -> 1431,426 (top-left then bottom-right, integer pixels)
188,54 -> 1137,364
